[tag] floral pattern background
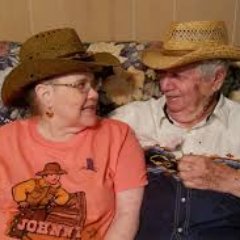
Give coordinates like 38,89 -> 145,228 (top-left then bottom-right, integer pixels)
1,40 -> 240,125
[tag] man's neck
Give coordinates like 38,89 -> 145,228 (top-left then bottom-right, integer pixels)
165,94 -> 219,128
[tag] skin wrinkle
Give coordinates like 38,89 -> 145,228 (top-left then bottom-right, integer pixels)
159,62 -> 221,128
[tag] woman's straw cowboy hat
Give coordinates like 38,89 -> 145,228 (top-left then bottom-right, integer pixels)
2,28 -> 120,107
142,20 -> 240,70
19,27 -> 120,66
36,162 -> 67,176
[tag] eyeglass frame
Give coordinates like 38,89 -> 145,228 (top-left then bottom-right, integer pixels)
44,78 -> 102,93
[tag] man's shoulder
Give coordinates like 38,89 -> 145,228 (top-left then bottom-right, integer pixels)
115,97 -> 163,111
110,97 -> 164,121
224,97 -> 240,116
219,97 -> 240,129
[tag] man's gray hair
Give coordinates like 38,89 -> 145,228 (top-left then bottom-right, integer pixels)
197,59 -> 230,79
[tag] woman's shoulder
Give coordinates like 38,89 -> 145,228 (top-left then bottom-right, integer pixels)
0,120 -> 18,132
94,118 -> 139,146
95,118 -> 135,140
99,118 -> 131,131
0,119 -> 29,137
111,98 -> 163,115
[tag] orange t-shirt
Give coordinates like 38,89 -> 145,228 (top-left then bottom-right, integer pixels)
0,117 -> 147,240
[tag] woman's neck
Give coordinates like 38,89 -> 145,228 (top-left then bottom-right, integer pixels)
166,94 -> 219,128
37,117 -> 86,142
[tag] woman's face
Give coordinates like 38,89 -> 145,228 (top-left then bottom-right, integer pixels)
44,72 -> 99,128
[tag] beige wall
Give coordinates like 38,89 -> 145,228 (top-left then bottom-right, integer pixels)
0,0 -> 239,45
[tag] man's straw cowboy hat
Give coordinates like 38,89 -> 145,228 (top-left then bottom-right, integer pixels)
2,28 -> 120,107
142,20 -> 240,70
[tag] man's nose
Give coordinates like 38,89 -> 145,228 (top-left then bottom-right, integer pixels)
160,76 -> 175,92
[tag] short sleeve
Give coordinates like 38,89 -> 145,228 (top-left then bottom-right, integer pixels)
114,127 -> 148,192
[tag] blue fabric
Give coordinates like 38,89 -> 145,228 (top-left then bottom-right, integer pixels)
135,172 -> 240,240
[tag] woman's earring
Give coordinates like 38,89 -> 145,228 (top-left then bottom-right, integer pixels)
45,106 -> 54,118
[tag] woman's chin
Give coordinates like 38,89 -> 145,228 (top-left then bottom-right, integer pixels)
80,116 -> 98,127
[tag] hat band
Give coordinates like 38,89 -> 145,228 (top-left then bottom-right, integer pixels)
161,49 -> 193,56
62,52 -> 95,62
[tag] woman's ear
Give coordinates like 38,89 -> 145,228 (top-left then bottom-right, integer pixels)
34,83 -> 53,107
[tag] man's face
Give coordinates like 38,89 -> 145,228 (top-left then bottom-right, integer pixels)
158,64 -> 216,113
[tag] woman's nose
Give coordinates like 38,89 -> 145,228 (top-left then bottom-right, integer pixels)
87,87 -> 99,99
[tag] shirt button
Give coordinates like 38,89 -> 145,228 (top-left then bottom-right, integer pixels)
177,227 -> 183,233
181,197 -> 186,203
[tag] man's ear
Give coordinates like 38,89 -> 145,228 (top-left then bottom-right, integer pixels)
34,83 -> 53,107
212,66 -> 227,92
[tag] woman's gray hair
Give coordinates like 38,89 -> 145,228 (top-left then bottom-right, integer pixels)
197,59 -> 230,79
24,78 -> 56,116
25,88 -> 40,116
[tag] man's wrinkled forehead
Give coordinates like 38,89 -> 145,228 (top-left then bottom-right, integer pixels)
156,62 -> 200,75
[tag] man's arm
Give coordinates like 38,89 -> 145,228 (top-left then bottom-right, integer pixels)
105,187 -> 144,240
178,154 -> 240,197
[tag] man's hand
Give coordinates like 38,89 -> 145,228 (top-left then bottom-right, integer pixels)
178,154 -> 240,196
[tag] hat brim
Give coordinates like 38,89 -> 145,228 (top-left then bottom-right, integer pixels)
2,58 -> 99,107
91,52 -> 120,66
66,52 -> 120,67
36,169 -> 67,176
141,45 -> 240,70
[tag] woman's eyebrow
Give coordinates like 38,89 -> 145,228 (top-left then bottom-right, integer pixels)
75,77 -> 92,82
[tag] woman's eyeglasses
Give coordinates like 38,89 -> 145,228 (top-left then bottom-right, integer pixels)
45,79 -> 101,93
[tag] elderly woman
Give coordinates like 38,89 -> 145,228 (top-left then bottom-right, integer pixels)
0,29 -> 147,240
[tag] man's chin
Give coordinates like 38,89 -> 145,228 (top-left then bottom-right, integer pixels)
166,104 -> 184,113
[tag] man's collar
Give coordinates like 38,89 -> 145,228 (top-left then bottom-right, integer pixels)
158,96 -> 168,122
160,94 -> 229,127
211,94 -> 229,127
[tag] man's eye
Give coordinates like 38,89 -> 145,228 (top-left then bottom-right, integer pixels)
156,74 -> 165,81
170,72 -> 180,78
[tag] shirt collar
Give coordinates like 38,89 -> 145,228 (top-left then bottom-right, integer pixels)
157,96 -> 168,122
159,94 -> 229,128
211,94 -> 229,127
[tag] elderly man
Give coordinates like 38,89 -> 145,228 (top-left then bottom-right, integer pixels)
111,20 -> 240,240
